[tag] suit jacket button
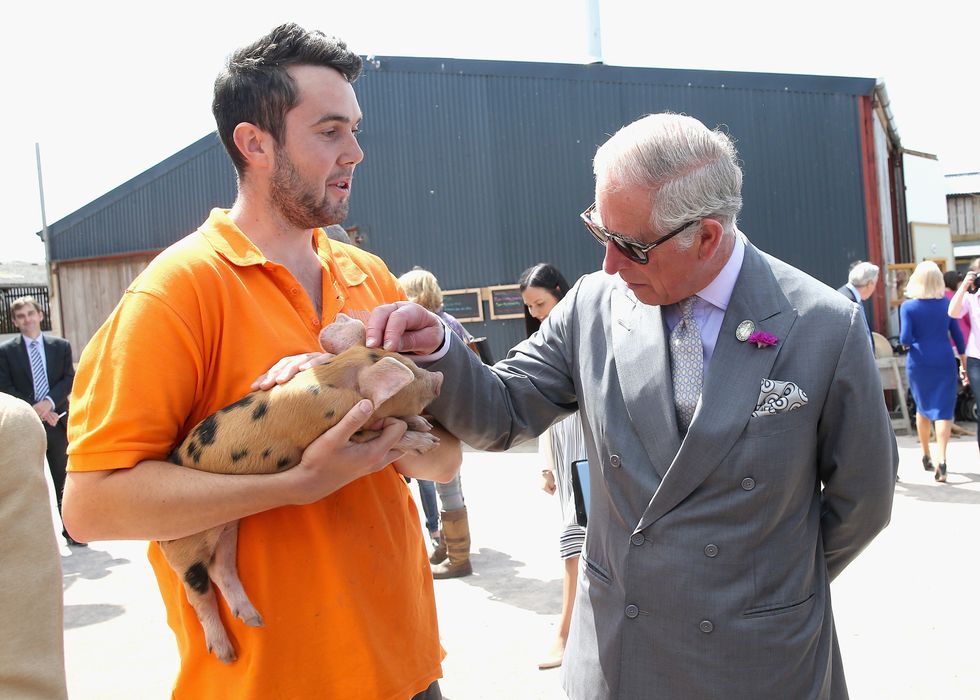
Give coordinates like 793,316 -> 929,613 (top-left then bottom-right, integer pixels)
704,544 -> 719,557
741,477 -> 756,490
699,620 -> 714,633
610,454 -> 622,468
625,604 -> 639,619
630,533 -> 645,546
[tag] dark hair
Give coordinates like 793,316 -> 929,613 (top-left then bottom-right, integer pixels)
212,23 -> 363,176
943,270 -> 961,292
518,263 -> 571,337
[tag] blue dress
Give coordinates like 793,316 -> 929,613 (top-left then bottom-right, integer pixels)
900,298 -> 966,420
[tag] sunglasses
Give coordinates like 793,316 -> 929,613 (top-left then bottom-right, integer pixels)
580,202 -> 701,264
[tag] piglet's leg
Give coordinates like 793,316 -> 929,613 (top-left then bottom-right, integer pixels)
403,415 -> 433,432
210,521 -> 264,629
351,428 -> 438,454
160,527 -> 237,664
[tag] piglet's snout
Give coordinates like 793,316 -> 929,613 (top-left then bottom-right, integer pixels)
427,371 -> 443,396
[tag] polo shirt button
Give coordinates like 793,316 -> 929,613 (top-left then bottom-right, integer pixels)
741,477 -> 756,491
290,288 -> 299,295
704,544 -> 719,558
610,454 -> 622,468
312,318 -> 320,326
699,620 -> 714,633
630,533 -> 645,546
625,604 -> 639,619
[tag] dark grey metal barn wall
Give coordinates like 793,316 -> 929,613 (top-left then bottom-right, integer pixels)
49,135 -> 236,261
345,58 -> 874,358
349,58 -> 872,288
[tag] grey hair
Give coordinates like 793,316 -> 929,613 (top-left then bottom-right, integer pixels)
593,113 -> 743,247
848,261 -> 879,287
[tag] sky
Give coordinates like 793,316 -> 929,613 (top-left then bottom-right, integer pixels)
3,0 -> 978,263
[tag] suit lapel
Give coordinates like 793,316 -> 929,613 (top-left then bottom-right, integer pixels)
635,244 -> 799,532
611,281 -> 680,479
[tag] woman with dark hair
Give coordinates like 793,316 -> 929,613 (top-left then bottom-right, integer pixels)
518,263 -> 586,670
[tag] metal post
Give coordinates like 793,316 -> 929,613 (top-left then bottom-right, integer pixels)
34,142 -> 61,336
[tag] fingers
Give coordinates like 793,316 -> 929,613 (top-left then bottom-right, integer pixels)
365,302 -> 442,353
251,352 -> 329,391
365,303 -> 400,349
327,399 -> 378,443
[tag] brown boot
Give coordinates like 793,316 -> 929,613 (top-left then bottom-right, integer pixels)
431,507 -> 472,579
429,530 -> 447,564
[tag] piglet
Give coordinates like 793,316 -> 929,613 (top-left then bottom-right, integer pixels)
160,313 -> 443,663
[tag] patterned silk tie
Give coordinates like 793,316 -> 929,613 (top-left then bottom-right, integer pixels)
670,296 -> 703,434
29,339 -> 50,403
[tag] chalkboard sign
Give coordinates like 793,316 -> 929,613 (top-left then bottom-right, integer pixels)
442,288 -> 484,323
487,284 -> 525,320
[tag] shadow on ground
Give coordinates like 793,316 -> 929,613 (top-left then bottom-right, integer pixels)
61,545 -> 130,592
895,472 -> 980,504
64,603 -> 126,630
456,548 -> 562,615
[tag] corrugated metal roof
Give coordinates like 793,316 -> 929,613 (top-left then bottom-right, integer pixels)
946,172 -> 980,196
44,56 -> 881,361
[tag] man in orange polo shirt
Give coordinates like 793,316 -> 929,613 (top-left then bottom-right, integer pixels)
63,23 -> 454,699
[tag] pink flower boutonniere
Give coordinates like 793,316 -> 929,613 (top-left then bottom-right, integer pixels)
747,331 -> 779,348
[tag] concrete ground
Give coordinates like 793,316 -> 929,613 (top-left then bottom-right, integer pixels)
58,429 -> 980,699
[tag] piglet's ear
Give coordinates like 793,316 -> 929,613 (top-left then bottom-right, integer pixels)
320,313 -> 367,354
357,357 -> 415,407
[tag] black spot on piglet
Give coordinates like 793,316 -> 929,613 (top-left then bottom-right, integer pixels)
185,562 -> 210,594
252,401 -> 269,420
168,448 -> 183,466
195,415 -> 218,446
307,385 -> 321,396
276,457 -> 291,470
231,448 -> 249,462
220,395 -> 255,413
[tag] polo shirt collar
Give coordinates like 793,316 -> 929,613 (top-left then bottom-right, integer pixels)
202,209 -> 367,287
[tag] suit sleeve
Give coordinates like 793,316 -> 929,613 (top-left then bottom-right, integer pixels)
47,340 -> 75,412
817,303 -> 897,580
426,283 -> 580,451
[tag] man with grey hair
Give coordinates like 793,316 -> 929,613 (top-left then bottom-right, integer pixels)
356,112 -> 897,698
839,260 -> 879,344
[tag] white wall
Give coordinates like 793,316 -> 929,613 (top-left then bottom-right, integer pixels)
904,152 -> 950,225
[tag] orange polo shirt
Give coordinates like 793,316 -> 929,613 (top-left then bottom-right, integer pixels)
68,209 -> 443,699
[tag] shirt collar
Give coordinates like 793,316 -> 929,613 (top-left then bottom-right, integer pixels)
201,208 -> 366,287
845,283 -> 861,301
695,230 -> 745,311
21,332 -> 43,344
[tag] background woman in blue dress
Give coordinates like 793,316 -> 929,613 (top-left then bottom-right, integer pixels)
900,261 -> 967,482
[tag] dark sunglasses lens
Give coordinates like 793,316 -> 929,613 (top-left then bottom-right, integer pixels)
614,237 -> 646,263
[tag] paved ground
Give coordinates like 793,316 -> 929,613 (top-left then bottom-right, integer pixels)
57,429 -> 980,699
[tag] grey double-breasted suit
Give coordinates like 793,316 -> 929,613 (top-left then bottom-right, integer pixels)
426,242 -> 897,699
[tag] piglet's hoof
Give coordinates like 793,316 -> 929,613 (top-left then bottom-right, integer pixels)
208,638 -> 237,664
404,415 -> 433,432
398,431 -> 440,454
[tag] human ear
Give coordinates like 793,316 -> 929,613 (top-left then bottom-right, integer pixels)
696,218 -> 726,260
232,122 -> 275,171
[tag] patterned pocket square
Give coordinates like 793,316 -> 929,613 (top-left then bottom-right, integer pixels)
752,378 -> 808,417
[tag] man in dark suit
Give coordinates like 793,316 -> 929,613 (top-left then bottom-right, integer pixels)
838,261 -> 879,345
365,113 -> 897,698
0,295 -> 80,546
